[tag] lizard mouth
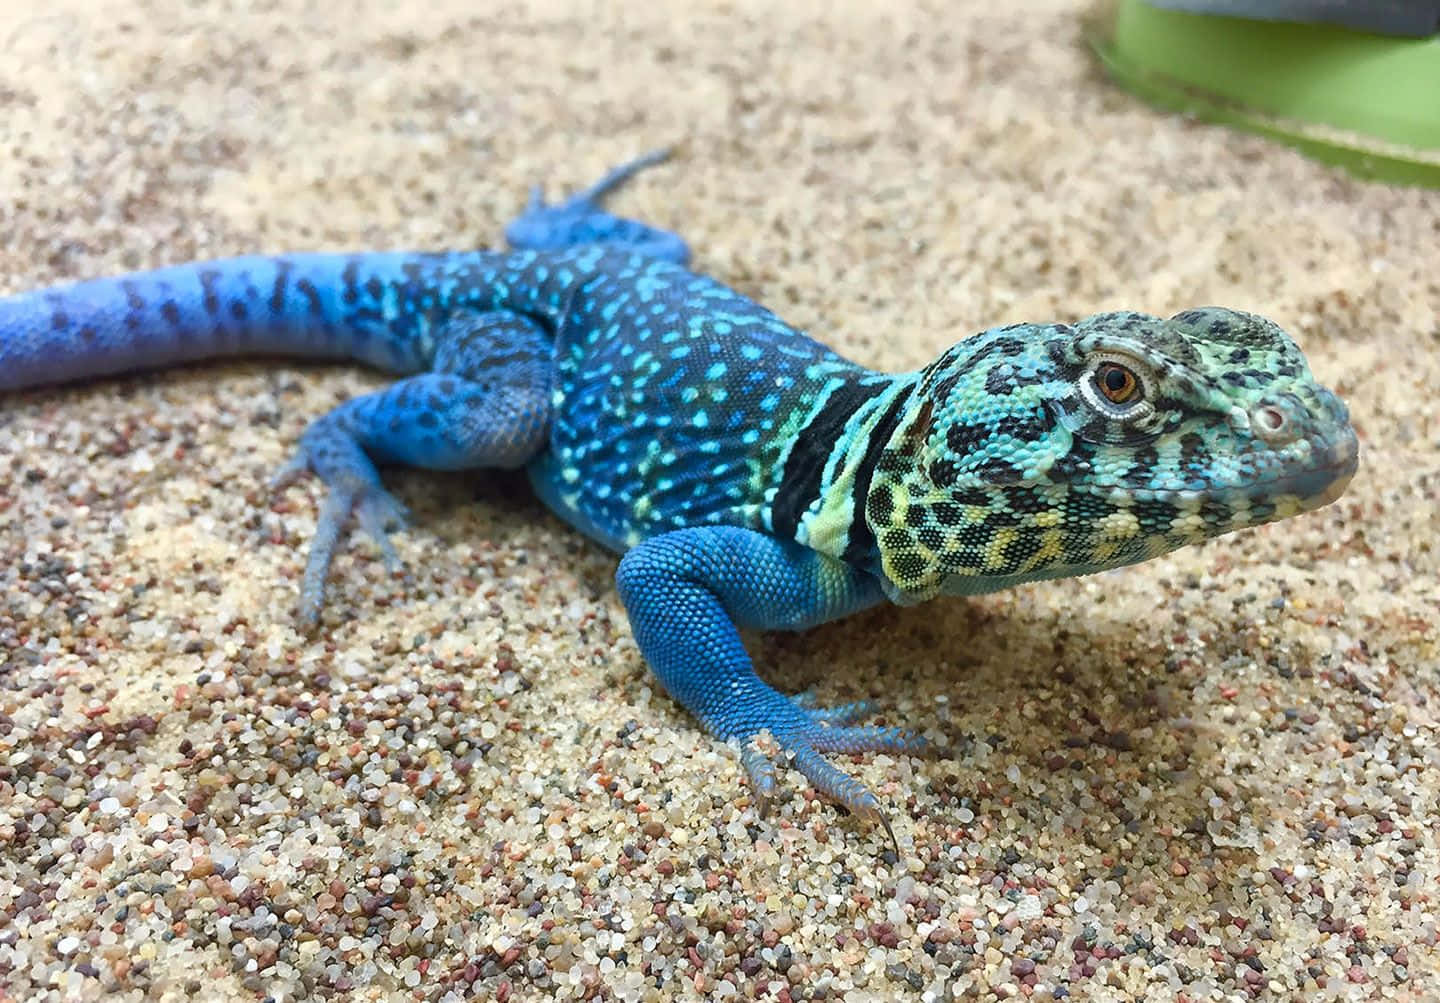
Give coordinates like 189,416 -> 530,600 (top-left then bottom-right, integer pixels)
1088,425 -> 1359,514
1226,424 -> 1359,513
1256,429 -> 1359,510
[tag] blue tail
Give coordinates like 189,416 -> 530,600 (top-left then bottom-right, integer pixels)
0,252 -> 495,391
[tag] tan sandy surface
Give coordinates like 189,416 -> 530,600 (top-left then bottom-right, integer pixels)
1,1 -> 1437,1000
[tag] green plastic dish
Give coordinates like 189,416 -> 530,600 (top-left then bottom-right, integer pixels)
1094,0 -> 1440,187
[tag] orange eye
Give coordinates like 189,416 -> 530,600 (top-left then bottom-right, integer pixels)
1096,363 -> 1139,405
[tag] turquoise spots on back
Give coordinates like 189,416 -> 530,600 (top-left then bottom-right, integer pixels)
527,255 -> 858,550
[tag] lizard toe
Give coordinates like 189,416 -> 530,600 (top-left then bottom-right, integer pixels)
788,693 -> 876,725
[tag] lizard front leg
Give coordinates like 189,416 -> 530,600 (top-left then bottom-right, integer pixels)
615,525 -> 929,842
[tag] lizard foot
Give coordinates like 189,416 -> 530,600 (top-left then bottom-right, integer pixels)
273,444 -> 410,626
742,700 -> 929,853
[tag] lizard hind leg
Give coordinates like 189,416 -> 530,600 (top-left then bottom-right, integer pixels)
276,311 -> 553,624
503,149 -> 691,264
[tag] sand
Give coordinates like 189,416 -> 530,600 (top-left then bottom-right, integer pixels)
1,1 -> 1436,1000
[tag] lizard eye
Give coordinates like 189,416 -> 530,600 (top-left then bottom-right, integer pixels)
1095,362 -> 1139,405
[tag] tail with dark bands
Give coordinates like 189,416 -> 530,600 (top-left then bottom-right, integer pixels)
0,252 -> 488,391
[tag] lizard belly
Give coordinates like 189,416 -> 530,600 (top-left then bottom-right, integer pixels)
526,386 -> 768,551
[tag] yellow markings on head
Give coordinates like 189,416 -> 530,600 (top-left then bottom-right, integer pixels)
1168,510 -> 1207,537
1033,508 -> 1063,528
1019,527 -> 1065,572
1273,495 -> 1305,520
1096,508 -> 1141,540
1091,539 -> 1120,564
1226,498 -> 1252,527
983,527 -> 1019,570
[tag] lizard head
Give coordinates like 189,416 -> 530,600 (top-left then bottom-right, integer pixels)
868,308 -> 1358,603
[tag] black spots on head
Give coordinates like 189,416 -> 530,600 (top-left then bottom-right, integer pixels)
932,501 -> 966,526
1063,491 -> 1113,524
1228,348 -> 1250,365
953,487 -> 991,508
50,310 -> 68,331
78,325 -> 99,344
866,483 -> 894,525
1048,439 -> 1096,481
891,550 -> 930,584
1201,498 -> 1232,525
968,336 -> 1027,368
982,506 -> 1023,529
417,410 -> 439,430
1074,415 -> 1112,445
1179,432 -> 1208,471
1148,394 -> 1186,420
928,459 -> 959,488
1131,445 -> 1159,472
364,276 -> 384,302
904,503 -> 928,528
882,528 -> 911,552
946,421 -> 989,458
161,301 -> 182,326
1132,498 -> 1179,530
930,372 -> 960,403
975,458 -> 1025,486
1001,490 -> 1057,516
1000,532 -> 1043,570
876,449 -> 910,474
230,300 -> 248,321
1045,340 -> 1074,371
983,365 -> 1047,397
916,524 -> 945,550
944,411 -> 1051,459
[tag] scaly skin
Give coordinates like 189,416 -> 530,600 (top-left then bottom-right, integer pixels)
0,153 -> 1358,841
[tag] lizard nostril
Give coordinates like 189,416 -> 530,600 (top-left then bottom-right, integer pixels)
1250,404 -> 1294,443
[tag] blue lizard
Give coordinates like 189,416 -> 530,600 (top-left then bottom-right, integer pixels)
0,152 -> 1358,840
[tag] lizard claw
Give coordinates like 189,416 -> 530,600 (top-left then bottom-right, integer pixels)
739,696 -> 926,852
273,438 -> 409,625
